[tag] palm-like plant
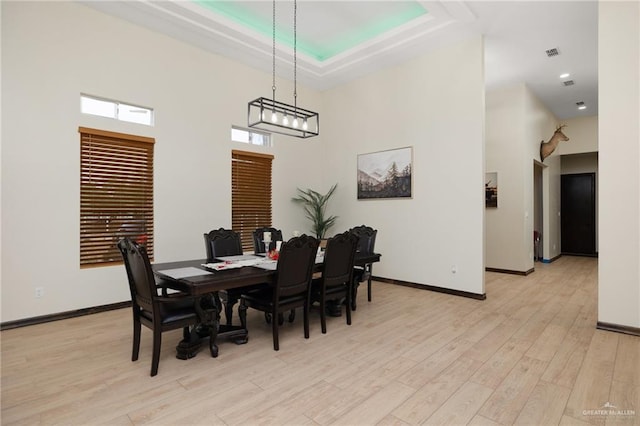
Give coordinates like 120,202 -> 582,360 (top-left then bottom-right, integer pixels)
292,183 -> 338,239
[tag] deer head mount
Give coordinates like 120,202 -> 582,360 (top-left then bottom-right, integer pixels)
540,125 -> 569,162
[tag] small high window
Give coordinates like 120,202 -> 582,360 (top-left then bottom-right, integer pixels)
81,94 -> 154,126
232,126 -> 271,147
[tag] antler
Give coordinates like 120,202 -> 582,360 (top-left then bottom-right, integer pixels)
555,124 -> 567,132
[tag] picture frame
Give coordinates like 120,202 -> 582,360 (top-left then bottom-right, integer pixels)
357,146 -> 412,200
485,171 -> 498,208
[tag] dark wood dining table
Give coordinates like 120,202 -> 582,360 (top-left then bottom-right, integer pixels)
152,252 -> 381,359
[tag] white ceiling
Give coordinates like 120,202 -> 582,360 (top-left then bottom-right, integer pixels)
82,0 -> 598,120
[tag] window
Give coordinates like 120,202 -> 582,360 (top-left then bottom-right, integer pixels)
231,126 -> 271,147
232,150 -> 274,251
79,127 -> 154,267
81,94 -> 154,126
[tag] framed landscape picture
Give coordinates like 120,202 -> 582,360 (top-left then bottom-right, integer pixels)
357,146 -> 412,200
485,172 -> 498,207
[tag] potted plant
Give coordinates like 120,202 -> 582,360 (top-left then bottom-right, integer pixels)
292,183 -> 338,239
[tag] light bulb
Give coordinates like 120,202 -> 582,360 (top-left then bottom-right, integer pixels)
261,109 -> 266,121
302,119 -> 308,131
283,113 -> 289,126
292,117 -> 299,128
271,110 -> 278,123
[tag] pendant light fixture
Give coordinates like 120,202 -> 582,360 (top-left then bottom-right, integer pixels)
247,0 -> 319,138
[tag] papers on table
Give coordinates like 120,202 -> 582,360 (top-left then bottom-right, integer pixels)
216,254 -> 263,263
202,254 -> 272,271
201,262 -> 245,271
156,267 -> 212,279
252,254 -> 323,271
252,260 -> 277,270
195,253 -> 323,273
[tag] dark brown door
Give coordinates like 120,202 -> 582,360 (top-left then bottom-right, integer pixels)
561,173 -> 596,256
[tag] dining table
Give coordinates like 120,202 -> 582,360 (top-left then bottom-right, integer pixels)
152,251 -> 381,359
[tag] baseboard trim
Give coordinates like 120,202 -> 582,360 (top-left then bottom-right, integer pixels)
373,276 -> 486,300
485,267 -> 535,276
541,254 -> 562,264
0,301 -> 131,331
561,252 -> 598,258
596,321 -> 640,337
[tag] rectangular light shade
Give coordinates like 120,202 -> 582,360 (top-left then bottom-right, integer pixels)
248,97 -> 319,138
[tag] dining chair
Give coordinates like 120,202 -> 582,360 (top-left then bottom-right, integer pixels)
203,228 -> 268,326
348,225 -> 377,310
238,234 -> 319,350
252,227 -> 283,254
117,238 -> 201,377
311,231 -> 359,333
253,227 -> 293,326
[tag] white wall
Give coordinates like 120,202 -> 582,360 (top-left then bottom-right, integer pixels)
7,2 -> 637,330
1,2 -> 325,322
524,87 -> 562,264
559,115 -> 598,155
485,85 -> 527,271
2,2 -> 488,322
542,159 -> 562,261
323,37 -> 486,296
0,1 -> 3,316
485,84 -> 560,271
562,153 -> 598,174
598,1 -> 640,329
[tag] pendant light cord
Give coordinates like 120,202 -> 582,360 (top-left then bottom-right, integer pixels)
272,0 -> 276,101
293,0 -> 297,111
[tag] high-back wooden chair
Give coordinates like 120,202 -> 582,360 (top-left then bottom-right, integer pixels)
238,234 -> 319,350
117,238 -> 200,376
252,227 -> 283,254
312,231 -> 359,333
203,228 -> 268,326
349,225 -> 377,310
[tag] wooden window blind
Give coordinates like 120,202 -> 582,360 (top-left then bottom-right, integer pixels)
79,127 -> 154,267
232,150 -> 274,251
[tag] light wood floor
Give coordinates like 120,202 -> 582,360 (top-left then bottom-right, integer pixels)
2,256 -> 639,425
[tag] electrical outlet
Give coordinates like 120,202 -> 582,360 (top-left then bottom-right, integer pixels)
451,265 -> 457,274
35,287 -> 44,298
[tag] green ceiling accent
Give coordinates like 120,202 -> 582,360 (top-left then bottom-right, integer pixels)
194,1 -> 428,61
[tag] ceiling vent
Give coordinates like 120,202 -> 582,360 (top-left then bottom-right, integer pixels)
563,80 -> 575,86
545,48 -> 560,57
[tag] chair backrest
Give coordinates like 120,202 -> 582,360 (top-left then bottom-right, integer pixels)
117,238 -> 156,312
203,228 -> 243,262
323,231 -> 359,289
274,234 -> 319,298
349,225 -> 377,254
252,227 -> 283,253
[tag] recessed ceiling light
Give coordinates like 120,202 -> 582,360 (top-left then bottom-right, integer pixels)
560,73 -> 570,78
576,101 -> 587,110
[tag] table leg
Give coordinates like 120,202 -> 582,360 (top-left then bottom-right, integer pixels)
195,293 -> 219,357
176,292 -> 248,360
175,325 -> 202,360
